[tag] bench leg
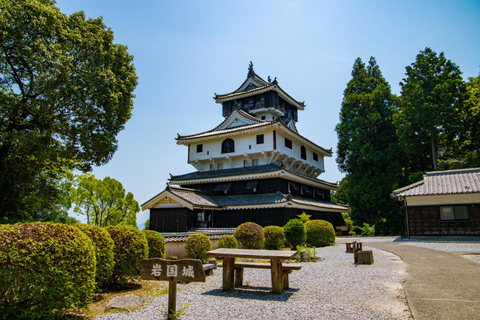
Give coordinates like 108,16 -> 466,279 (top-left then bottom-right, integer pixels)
234,267 -> 243,287
283,270 -> 292,290
271,259 -> 284,294
222,257 -> 235,291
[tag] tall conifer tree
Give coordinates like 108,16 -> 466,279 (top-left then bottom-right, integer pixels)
336,57 -> 401,230
395,47 -> 465,173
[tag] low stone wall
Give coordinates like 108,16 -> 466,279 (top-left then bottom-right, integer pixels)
162,229 -> 235,259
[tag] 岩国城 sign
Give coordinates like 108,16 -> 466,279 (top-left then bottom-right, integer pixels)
140,258 -> 206,283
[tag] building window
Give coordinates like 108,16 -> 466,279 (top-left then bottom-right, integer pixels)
221,138 -> 235,153
252,159 -> 259,166
210,164 -> 214,171
440,206 -> 470,220
196,144 -> 203,153
261,116 -> 266,120
313,152 -> 318,161
301,146 -> 306,160
217,163 -> 223,170
243,160 -> 248,167
256,134 -> 264,144
285,138 -> 292,149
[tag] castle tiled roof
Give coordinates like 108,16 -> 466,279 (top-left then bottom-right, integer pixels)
392,168 -> 480,197
170,164 -> 281,181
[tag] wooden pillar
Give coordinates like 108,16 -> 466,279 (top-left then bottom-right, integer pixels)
223,257 -> 235,291
270,259 -> 283,294
234,267 -> 243,287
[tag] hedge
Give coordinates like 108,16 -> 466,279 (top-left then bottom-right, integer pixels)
0,222 -> 96,319
264,226 -> 285,250
305,220 -> 336,247
217,235 -> 238,249
284,219 -> 306,249
234,222 -> 264,249
105,225 -> 149,287
185,234 -> 212,263
141,230 -> 166,258
76,224 -> 115,289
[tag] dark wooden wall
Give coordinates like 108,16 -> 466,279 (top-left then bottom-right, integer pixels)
150,208 -> 196,232
406,204 -> 480,236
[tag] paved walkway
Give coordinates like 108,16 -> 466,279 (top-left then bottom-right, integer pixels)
356,241 -> 480,320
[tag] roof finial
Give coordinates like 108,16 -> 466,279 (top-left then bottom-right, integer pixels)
268,75 -> 271,82
248,61 -> 254,77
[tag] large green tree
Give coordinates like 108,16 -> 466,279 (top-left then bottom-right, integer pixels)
336,57 -> 401,230
460,74 -> 480,168
73,174 -> 139,227
0,0 -> 137,221
394,47 -> 465,174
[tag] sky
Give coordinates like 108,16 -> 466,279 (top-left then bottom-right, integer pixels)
55,0 -> 480,225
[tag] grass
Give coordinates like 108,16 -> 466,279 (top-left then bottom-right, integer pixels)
66,278 -> 169,319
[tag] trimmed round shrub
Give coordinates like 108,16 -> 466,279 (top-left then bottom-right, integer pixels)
0,222 -> 96,319
185,234 -> 212,263
217,235 -> 238,249
105,225 -> 149,287
264,226 -> 285,250
234,222 -> 264,249
76,224 -> 115,289
284,219 -> 306,249
141,230 -> 165,258
305,220 -> 336,247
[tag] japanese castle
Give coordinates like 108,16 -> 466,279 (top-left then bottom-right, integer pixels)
142,63 -> 348,232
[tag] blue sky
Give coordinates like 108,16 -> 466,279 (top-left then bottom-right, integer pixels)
55,0 -> 480,225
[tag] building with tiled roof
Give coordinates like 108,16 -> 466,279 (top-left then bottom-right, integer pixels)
392,168 -> 480,237
142,63 -> 348,232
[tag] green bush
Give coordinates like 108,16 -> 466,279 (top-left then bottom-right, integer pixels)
305,220 -> 336,247
105,225 -> 149,287
263,226 -> 285,250
0,222 -> 96,319
359,223 -> 375,237
142,230 -> 165,258
234,222 -> 264,249
185,234 -> 212,263
76,224 -> 115,289
217,235 -> 238,249
284,219 -> 306,249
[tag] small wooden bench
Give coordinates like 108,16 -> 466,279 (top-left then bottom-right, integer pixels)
203,260 -> 217,275
346,241 -> 362,253
233,262 -> 302,289
354,250 -> 374,264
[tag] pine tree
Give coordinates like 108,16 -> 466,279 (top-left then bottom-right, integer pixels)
336,57 -> 401,231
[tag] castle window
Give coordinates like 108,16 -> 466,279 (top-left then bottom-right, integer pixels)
285,138 -> 292,149
256,134 -> 264,144
313,152 -> 319,161
252,159 -> 259,166
221,138 -> 235,153
301,146 -> 306,160
196,144 -> 203,153
217,163 -> 223,170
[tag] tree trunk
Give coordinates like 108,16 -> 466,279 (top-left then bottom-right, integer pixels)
431,132 -> 438,170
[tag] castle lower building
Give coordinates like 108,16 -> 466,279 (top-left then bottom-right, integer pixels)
142,63 -> 348,232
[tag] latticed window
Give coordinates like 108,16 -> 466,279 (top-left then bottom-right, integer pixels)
222,138 -> 235,153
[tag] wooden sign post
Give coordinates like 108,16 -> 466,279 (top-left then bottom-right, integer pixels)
140,258 -> 205,318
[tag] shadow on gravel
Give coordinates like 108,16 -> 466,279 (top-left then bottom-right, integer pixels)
201,287 -> 298,301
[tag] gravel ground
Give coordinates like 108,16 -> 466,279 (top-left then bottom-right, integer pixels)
96,245 -> 411,320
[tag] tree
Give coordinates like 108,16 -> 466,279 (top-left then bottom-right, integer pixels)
395,47 -> 466,173
0,0 -> 138,221
460,74 -> 480,168
335,57 -> 401,229
73,174 -> 139,227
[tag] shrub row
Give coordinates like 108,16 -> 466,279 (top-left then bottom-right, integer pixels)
0,222 -> 165,319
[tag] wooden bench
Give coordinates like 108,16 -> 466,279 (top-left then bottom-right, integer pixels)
233,262 -> 302,289
203,260 -> 217,275
346,241 -> 363,253
354,250 -> 374,264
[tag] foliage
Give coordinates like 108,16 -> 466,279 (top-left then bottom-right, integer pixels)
76,223 -> 115,289
297,212 -> 311,223
263,226 -> 285,250
144,218 -> 150,230
296,245 -> 318,262
331,177 -> 349,205
358,223 -> 375,237
162,303 -> 191,320
284,219 -> 306,249
335,57 -> 402,229
233,222 -> 264,249
0,222 -> 96,319
305,220 -> 336,247
185,234 -> 212,263
73,173 -> 140,227
217,235 -> 238,249
395,47 -> 466,172
0,0 -> 137,222
105,225 -> 148,287
142,230 -> 165,258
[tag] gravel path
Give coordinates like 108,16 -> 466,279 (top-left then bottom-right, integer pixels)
96,245 -> 411,320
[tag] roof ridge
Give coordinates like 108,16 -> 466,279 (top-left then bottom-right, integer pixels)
426,167 -> 480,176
